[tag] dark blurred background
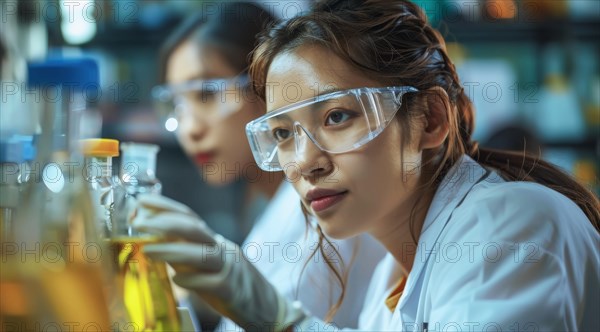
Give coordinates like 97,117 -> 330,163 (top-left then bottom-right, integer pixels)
2,0 -> 598,230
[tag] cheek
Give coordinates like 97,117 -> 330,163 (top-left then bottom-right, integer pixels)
283,164 -> 301,182
175,122 -> 194,150
223,101 -> 259,131
340,154 -> 403,196
216,105 -> 259,161
289,180 -> 310,210
339,124 -> 414,208
345,129 -> 405,185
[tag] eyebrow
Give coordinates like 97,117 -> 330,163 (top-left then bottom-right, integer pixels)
267,112 -> 292,123
317,86 -> 344,97
168,75 -> 234,93
184,74 -> 218,82
165,75 -> 206,90
266,85 -> 346,114
268,100 -> 341,127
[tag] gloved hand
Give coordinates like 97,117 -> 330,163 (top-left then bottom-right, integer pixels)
131,194 -> 309,331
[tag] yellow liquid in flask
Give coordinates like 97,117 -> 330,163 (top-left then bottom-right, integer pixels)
112,237 -> 180,331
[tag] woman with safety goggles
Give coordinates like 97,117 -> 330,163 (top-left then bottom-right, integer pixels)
139,0 -> 600,331
149,2 -> 385,330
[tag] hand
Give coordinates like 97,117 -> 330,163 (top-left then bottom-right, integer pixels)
131,194 -> 308,331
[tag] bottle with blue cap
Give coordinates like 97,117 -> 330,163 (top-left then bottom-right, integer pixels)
0,138 -> 26,242
16,135 -> 37,188
0,135 -> 37,242
4,58 -> 117,331
0,137 -> 38,331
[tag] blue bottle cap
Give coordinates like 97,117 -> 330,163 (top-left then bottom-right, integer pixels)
27,58 -> 99,90
0,140 -> 25,164
13,135 -> 37,162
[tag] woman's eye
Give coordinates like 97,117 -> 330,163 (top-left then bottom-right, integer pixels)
325,110 -> 352,125
195,90 -> 217,102
272,128 -> 292,142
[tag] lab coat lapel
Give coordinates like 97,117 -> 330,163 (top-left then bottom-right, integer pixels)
397,155 -> 490,311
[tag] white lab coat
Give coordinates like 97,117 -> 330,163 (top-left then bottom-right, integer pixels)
303,155 -> 600,331
217,181 -> 387,331
358,253 -> 399,329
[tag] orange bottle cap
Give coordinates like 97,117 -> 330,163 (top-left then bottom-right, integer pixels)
81,139 -> 120,157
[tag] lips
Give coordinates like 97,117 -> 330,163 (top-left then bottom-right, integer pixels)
194,152 -> 215,165
306,188 -> 348,213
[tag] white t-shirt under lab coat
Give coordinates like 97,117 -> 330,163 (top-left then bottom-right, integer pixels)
217,181 -> 387,331
299,155 -> 600,331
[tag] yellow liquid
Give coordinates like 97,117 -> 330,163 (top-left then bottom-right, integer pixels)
1,258 -> 112,331
112,237 -> 180,331
40,263 -> 112,331
0,279 -> 33,332
1,212 -> 33,332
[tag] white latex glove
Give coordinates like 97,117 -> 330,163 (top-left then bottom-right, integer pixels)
131,194 -> 310,331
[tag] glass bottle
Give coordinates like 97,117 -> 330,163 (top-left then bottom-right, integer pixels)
113,142 -> 180,331
81,138 -> 136,329
120,142 -> 162,197
0,139 -> 24,243
17,135 -> 37,189
0,139 -> 30,331
81,138 -> 123,238
3,58 -> 113,331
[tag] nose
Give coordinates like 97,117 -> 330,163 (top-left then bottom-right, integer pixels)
292,123 -> 334,178
178,111 -> 207,142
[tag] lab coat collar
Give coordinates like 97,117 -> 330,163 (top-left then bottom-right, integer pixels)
397,155 -> 491,310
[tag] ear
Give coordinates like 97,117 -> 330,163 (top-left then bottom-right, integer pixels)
419,87 -> 450,150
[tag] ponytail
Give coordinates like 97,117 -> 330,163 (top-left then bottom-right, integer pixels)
470,147 -> 600,232
443,33 -> 600,233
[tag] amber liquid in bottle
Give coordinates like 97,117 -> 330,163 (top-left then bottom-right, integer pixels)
111,237 -> 180,331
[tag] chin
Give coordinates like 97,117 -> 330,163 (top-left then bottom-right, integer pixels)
318,220 -> 356,240
200,169 -> 235,187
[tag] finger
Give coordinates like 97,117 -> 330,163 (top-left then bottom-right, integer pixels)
143,243 -> 223,273
136,194 -> 195,215
172,272 -> 232,291
132,212 -> 216,244
168,262 -> 198,274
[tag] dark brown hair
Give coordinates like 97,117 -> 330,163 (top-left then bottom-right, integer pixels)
158,2 -> 275,83
250,0 -> 600,320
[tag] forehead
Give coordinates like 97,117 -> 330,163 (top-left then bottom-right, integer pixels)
166,41 -> 237,84
265,45 -> 380,111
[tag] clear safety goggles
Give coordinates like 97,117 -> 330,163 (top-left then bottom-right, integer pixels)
152,75 -> 250,126
245,86 -> 418,172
